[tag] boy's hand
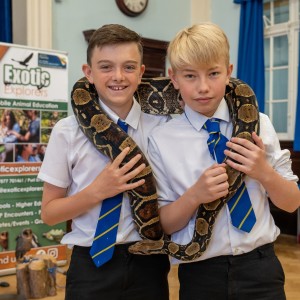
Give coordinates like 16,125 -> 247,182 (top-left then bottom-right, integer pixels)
224,132 -> 271,181
89,147 -> 146,202
193,163 -> 229,205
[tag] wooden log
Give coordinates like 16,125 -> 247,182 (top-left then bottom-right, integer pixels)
16,262 -> 30,299
28,259 -> 47,298
15,254 -> 58,299
42,255 -> 57,297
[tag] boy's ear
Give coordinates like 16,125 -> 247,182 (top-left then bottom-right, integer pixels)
82,64 -> 94,84
139,64 -> 146,82
168,68 -> 179,89
226,64 -> 233,85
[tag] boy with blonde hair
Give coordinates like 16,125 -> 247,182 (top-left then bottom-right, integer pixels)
148,23 -> 299,300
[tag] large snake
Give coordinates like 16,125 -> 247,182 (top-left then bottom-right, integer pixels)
71,76 -> 259,261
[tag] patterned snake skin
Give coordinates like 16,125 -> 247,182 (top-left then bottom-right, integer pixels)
71,76 -> 259,261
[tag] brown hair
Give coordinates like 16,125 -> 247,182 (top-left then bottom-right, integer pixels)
86,24 -> 143,65
1,110 -> 17,130
167,22 -> 230,71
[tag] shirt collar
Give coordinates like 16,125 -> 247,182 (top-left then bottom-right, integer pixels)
98,98 -> 141,130
184,98 -> 230,131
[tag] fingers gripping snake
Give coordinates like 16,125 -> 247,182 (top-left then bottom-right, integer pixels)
71,76 -> 259,261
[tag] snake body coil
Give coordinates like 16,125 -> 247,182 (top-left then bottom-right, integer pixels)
71,77 -> 259,261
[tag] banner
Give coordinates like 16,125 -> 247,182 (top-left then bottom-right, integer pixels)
0,43 -> 68,275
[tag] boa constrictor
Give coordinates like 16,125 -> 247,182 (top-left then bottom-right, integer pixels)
71,77 -> 259,261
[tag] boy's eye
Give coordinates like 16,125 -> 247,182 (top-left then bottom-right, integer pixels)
184,74 -> 195,79
210,71 -> 219,77
124,65 -> 136,72
99,64 -> 111,70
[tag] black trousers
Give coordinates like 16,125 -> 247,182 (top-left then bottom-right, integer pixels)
178,243 -> 286,300
65,243 -> 170,300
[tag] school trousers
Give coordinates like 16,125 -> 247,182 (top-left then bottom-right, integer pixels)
178,243 -> 286,300
65,243 -> 170,300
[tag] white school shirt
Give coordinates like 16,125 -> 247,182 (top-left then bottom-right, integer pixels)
38,99 -> 169,248
148,98 -> 299,264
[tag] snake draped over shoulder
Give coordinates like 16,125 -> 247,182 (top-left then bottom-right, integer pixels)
71,76 -> 260,261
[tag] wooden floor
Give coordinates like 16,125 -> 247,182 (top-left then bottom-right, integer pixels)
1,235 -> 299,300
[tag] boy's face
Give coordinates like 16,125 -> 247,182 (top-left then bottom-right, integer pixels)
169,60 -> 233,117
83,42 -> 145,118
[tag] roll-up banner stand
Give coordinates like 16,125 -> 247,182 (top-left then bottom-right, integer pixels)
0,43 -> 68,275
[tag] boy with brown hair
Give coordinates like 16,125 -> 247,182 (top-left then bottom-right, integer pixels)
38,24 -> 170,300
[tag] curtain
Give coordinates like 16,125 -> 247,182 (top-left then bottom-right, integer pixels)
234,0 -> 265,112
294,32 -> 300,151
0,0 -> 12,43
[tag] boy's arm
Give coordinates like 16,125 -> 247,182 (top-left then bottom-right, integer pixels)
148,135 -> 229,235
159,163 -> 229,235
41,148 -> 146,225
225,132 -> 300,212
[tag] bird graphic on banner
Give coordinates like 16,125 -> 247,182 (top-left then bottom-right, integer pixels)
11,52 -> 34,67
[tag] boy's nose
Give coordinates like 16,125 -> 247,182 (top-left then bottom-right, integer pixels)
113,68 -> 125,81
197,78 -> 209,93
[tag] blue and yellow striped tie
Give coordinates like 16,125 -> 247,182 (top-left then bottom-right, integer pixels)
90,119 -> 128,267
203,118 -> 256,233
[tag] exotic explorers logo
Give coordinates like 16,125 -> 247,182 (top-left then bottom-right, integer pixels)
2,53 -> 50,97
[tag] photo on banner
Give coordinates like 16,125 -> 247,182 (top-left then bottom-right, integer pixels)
0,43 -> 68,275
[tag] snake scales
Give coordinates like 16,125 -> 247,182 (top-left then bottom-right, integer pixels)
71,76 -> 259,261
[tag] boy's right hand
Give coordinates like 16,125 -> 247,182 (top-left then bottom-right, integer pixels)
88,147 -> 146,203
192,163 -> 229,205
159,163 -> 229,235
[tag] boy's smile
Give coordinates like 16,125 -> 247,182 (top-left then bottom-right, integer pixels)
169,62 -> 233,117
83,42 -> 145,119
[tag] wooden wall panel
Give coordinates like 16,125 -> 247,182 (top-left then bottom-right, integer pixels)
270,141 -> 300,236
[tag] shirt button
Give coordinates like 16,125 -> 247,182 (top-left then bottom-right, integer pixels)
234,248 -> 240,254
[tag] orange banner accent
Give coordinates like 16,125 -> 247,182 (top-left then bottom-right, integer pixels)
0,162 -> 42,176
0,245 -> 67,271
0,45 -> 9,61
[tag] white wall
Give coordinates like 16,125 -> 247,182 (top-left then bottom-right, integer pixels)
12,0 -> 27,46
52,0 -> 192,104
12,0 -> 241,107
211,0 -> 240,77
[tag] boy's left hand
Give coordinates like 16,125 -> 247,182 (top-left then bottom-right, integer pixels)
224,132 -> 271,181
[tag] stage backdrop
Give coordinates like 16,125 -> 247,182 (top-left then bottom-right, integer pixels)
0,43 -> 68,275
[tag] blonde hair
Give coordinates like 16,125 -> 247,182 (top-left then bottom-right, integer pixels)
167,23 -> 230,70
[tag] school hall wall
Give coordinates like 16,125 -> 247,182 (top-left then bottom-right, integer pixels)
51,0 -> 240,113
